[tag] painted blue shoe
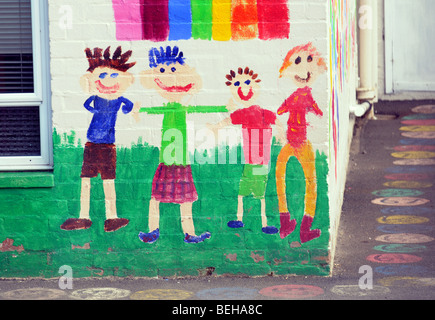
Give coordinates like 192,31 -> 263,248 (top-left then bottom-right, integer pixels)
184,231 -> 211,243
262,226 -> 279,234
138,228 -> 159,243
227,220 -> 244,228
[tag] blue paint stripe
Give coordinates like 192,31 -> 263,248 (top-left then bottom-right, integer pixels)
168,0 -> 192,40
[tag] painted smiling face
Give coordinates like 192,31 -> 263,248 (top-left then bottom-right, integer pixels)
140,62 -> 202,103
226,67 -> 261,106
279,43 -> 327,88
80,66 -> 134,100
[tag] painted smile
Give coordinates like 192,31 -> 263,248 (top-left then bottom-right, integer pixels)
237,87 -> 254,101
96,80 -> 120,94
154,78 -> 194,93
295,72 -> 312,83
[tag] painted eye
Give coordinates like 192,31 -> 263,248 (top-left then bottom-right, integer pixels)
110,73 -> 119,78
99,72 -> 108,79
160,68 -> 165,73
295,56 -> 302,65
234,81 -> 240,87
244,80 -> 251,85
307,55 -> 313,63
171,67 -> 176,72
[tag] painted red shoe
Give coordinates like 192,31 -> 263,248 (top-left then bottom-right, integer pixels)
300,215 -> 321,243
60,218 -> 92,231
279,212 -> 297,239
104,218 -> 129,232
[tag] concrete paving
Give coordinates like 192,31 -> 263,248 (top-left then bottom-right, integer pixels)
1,101 -> 435,303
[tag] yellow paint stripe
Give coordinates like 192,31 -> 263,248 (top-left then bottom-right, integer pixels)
212,0 -> 232,41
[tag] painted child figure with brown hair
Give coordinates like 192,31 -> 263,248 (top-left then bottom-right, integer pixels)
276,42 -> 327,243
208,67 -> 286,234
61,46 -> 137,232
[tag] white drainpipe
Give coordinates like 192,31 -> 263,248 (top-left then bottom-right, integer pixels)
353,0 -> 378,117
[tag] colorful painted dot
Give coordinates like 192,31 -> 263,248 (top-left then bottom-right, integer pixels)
130,289 -> 194,300
402,131 -> 435,139
380,206 -> 435,215
259,284 -> 324,299
374,265 -> 429,276
0,288 -> 67,300
372,189 -> 423,197
391,151 -> 435,159
401,119 -> 435,126
330,285 -> 390,297
70,288 -> 131,300
371,197 -> 430,206
376,215 -> 429,225
366,253 -> 422,264
383,181 -> 433,189
400,138 -> 435,145
385,164 -> 435,173
375,233 -> 434,244
384,173 -> 431,181
400,125 -> 435,132
377,276 -> 435,287
377,224 -> 433,234
394,158 -> 435,166
373,243 -> 427,253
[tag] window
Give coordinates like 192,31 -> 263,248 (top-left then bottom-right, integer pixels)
0,0 -> 52,171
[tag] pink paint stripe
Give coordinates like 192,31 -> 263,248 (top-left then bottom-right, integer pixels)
112,0 -> 145,41
401,119 -> 435,126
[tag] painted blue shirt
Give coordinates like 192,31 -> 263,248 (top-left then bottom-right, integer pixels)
84,95 -> 134,144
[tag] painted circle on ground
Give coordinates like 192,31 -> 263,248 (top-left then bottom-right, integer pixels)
381,206 -> 435,215
385,164 -> 435,173
331,285 -> 390,297
371,197 -> 429,206
372,189 -> 423,197
400,138 -> 435,145
0,288 -> 67,300
412,104 -> 435,114
401,119 -> 435,126
391,151 -> 435,159
376,215 -> 429,224
375,265 -> 429,276
375,233 -> 434,244
366,253 -> 422,264
394,158 -> 435,166
373,243 -> 427,253
70,287 -> 131,300
383,181 -> 433,189
196,287 -> 258,300
402,131 -> 435,139
377,224 -> 433,234
130,289 -> 194,300
259,284 -> 324,299
330,285 -> 390,297
402,113 -> 435,120
400,125 -> 435,132
384,173 -> 431,181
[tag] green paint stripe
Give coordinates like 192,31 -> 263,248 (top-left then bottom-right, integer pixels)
191,0 -> 213,40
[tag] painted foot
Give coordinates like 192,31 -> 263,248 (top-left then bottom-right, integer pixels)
262,226 -> 279,235
138,228 -> 159,243
227,220 -> 244,228
184,232 -> 211,243
60,218 -> 92,231
300,215 -> 321,243
104,218 -> 129,232
279,212 -> 297,239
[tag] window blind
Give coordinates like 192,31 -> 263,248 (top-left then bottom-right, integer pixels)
0,0 -> 34,94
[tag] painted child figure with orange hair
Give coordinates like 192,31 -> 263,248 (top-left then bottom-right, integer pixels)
276,42 -> 327,243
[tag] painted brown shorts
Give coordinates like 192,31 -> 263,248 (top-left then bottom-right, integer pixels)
81,142 -> 116,180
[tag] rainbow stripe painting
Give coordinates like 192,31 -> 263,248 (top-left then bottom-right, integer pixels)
112,0 -> 290,41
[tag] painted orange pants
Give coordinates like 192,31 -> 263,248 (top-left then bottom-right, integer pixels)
276,141 -> 317,217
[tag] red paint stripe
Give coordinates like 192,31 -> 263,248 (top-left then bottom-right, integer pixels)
401,119 -> 435,126
257,0 -> 290,40
394,145 -> 435,152
142,0 -> 170,41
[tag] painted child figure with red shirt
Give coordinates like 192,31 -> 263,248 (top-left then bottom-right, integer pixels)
209,67 -> 286,234
276,43 -> 327,243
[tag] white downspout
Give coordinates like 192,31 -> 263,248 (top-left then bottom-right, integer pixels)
353,0 -> 378,117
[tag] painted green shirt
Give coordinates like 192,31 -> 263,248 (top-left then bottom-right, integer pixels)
140,102 -> 228,166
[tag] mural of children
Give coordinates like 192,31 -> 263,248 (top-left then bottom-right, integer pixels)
208,67 -> 286,234
276,42 -> 327,243
61,46 -> 137,232
137,46 -> 228,244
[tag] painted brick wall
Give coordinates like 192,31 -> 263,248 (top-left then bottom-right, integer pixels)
0,0 -> 357,278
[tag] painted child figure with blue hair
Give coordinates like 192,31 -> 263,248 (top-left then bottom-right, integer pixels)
137,46 -> 228,244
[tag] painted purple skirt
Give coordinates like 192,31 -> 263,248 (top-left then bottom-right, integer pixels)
151,163 -> 198,204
